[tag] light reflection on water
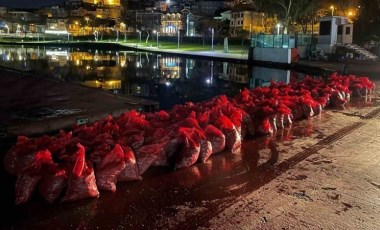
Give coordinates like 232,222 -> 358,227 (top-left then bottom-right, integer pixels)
0,45 -> 306,109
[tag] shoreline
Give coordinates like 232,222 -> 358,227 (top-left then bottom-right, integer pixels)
1,40 -> 379,77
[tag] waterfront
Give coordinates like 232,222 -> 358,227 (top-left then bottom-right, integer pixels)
0,44 -> 307,110
1,43 -> 380,229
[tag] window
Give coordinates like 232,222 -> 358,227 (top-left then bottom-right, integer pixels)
346,27 -> 351,35
319,21 -> 331,35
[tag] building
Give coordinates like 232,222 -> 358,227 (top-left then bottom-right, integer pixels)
0,7 -> 8,17
228,7 -> 270,37
317,16 -> 353,54
136,11 -> 161,33
82,0 -> 121,6
64,0 -> 83,8
6,10 -> 41,33
161,13 -> 182,35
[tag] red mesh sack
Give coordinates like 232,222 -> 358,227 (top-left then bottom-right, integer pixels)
96,144 -> 126,192
118,146 -> 142,181
38,165 -> 67,203
257,117 -> 274,136
135,143 -> 165,175
242,111 -> 255,137
193,128 -> 213,163
4,136 -> 37,175
62,144 -> 99,202
205,125 -> 226,154
174,128 -> 201,169
15,149 -> 53,204
116,133 -> 145,150
215,115 -> 241,152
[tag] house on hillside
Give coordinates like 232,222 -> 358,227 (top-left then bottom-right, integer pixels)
225,4 -> 274,38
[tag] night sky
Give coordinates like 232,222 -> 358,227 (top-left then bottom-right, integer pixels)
1,0 -> 63,8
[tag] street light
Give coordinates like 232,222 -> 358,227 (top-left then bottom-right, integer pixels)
211,28 -> 214,51
154,30 -> 159,48
75,21 -> 79,36
330,5 -> 335,16
84,17 -> 89,35
276,23 -> 281,34
137,30 -> 141,43
177,29 -> 180,50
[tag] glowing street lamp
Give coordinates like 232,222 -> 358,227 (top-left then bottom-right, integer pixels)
75,21 -> 79,36
330,5 -> 335,16
211,28 -> 214,51
276,23 -> 281,34
137,30 -> 141,43
153,30 -> 159,48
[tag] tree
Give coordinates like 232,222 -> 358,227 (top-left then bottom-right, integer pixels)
354,0 -> 380,45
292,0 -> 318,34
236,28 -> 250,45
194,17 -> 208,46
254,0 -> 317,34
195,17 -> 219,46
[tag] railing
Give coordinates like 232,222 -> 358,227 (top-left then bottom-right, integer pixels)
250,34 -> 312,48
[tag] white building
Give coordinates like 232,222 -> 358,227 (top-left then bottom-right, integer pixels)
317,16 -> 353,54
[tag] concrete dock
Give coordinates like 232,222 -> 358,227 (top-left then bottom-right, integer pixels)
0,68 -> 158,137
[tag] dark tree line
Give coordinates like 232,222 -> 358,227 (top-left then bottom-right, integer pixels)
353,0 -> 380,45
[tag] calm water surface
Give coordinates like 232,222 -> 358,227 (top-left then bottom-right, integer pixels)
0,45 -> 305,109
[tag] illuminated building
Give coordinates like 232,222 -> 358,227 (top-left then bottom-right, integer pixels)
161,13 -> 182,35
83,0 -> 121,6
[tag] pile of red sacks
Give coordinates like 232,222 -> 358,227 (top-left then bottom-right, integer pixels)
4,73 -> 375,204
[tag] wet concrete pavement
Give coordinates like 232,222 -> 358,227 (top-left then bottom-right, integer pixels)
1,80 -> 380,229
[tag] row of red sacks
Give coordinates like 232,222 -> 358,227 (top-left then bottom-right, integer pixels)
4,73 -> 375,204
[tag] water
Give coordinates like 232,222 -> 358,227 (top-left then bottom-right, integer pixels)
0,45 -> 308,109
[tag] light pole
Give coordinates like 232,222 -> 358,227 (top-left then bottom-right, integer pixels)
330,5 -> 335,16
211,28 -> 214,51
137,30 -> 141,43
154,30 -> 159,48
177,29 -> 180,50
276,23 -> 281,35
120,22 -> 126,41
75,21 -> 79,36
85,17 -> 89,35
